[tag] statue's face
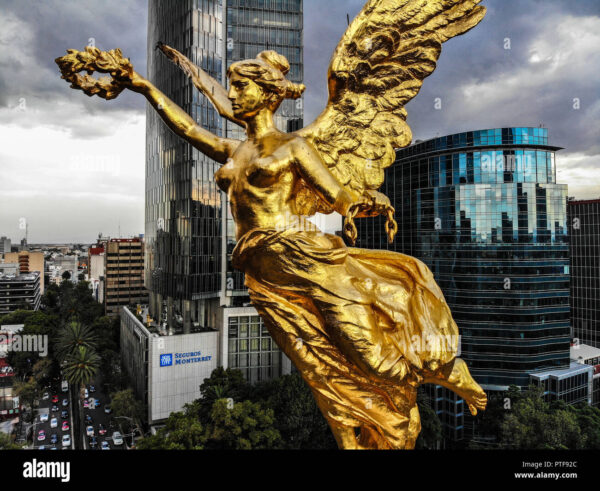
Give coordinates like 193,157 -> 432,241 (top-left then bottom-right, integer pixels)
228,72 -> 268,120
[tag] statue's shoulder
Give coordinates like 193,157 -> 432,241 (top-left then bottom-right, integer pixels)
285,132 -> 314,153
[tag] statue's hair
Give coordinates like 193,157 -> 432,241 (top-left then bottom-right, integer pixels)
227,51 -> 306,101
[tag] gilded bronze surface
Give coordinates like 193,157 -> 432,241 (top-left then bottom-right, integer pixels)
56,0 -> 488,449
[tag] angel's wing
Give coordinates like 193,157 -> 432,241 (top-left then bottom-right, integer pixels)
156,43 -> 246,128
296,0 -> 486,215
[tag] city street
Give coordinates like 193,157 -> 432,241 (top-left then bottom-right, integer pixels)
78,375 -> 123,451
31,382 -> 73,450
25,375 -> 126,451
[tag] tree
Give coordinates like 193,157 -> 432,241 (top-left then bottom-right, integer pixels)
31,358 -> 54,390
110,389 -> 145,422
63,346 -> 100,399
55,321 -> 98,362
196,367 -> 252,421
136,412 -> 205,450
0,432 -> 23,450
203,399 -> 281,450
2,310 -> 60,379
253,373 -> 336,449
500,385 -> 584,450
61,271 -> 71,281
415,391 -> 442,449
14,377 -> 41,424
566,403 -> 600,449
110,388 -> 145,441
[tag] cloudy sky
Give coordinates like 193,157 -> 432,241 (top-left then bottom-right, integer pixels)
0,0 -> 598,243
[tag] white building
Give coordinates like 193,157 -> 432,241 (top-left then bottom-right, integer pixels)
121,308 -> 219,424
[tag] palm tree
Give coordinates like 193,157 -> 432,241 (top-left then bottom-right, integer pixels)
62,346 -> 101,449
63,346 -> 100,388
55,321 -> 98,362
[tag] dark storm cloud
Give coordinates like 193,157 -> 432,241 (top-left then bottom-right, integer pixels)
303,0 -> 600,159
0,0 -> 147,115
3,0 -> 597,155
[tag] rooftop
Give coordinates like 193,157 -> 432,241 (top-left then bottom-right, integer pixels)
0,271 -> 40,282
530,361 -> 593,380
571,343 -> 600,363
567,198 -> 600,206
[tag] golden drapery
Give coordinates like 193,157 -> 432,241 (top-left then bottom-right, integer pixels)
232,226 -> 460,449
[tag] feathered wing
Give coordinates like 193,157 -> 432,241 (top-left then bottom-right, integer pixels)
296,0 -> 486,215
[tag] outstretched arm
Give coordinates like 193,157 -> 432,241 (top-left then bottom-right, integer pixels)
55,46 -> 239,164
128,73 -> 239,164
157,43 -> 246,128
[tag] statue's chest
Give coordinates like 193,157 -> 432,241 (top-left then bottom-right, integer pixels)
216,148 -> 289,191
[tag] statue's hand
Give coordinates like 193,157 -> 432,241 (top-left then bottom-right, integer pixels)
55,46 -> 141,100
344,190 -> 397,246
363,190 -> 391,216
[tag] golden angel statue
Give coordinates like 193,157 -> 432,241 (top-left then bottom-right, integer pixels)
56,0 -> 488,449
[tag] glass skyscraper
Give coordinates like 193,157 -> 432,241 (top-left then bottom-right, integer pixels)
145,0 -> 303,383
356,128 -> 571,440
224,0 -> 304,293
568,198 -> 600,349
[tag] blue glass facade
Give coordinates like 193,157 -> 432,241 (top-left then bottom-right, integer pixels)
146,0 -> 226,302
357,128 -> 570,388
225,0 -> 304,292
145,0 -> 302,384
567,199 -> 600,349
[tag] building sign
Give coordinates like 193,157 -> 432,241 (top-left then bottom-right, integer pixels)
159,351 -> 212,367
159,353 -> 173,367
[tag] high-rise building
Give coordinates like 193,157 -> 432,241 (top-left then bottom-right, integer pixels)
104,238 -> 148,316
0,237 -> 11,254
357,127 -> 573,441
0,271 -> 41,315
568,198 -> 600,348
4,251 -> 45,294
144,0 -> 302,386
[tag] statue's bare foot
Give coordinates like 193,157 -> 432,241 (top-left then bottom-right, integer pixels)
446,358 -> 487,416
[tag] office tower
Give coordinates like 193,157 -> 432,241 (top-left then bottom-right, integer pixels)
104,238 -> 148,316
145,0 -> 302,385
568,198 -> 600,348
357,127 -> 574,440
0,271 -> 41,315
224,1 -> 304,293
4,251 -> 45,294
0,237 -> 11,254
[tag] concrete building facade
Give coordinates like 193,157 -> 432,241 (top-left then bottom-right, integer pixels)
0,271 -> 41,315
104,238 -> 148,317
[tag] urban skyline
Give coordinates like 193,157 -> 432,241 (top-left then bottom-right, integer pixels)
0,0 -> 598,242
1,0 -> 600,461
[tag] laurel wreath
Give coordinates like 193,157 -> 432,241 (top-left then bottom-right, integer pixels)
55,46 -> 134,100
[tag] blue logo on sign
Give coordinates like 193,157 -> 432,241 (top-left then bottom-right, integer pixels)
160,354 -> 173,367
